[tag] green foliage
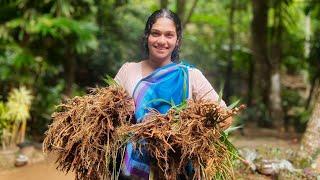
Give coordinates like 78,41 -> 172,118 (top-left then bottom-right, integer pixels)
0,102 -> 9,139
30,81 -> 64,138
6,86 -> 33,123
103,75 -> 119,87
0,0 -> 99,139
2,15 -> 98,53
282,89 -> 302,109
282,88 -> 310,132
215,132 -> 239,179
0,102 -> 8,119
0,0 -> 318,141
227,100 -> 240,110
252,103 -> 272,127
0,87 -> 33,148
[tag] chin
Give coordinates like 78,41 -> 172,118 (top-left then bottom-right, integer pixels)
150,53 -> 170,62
155,55 -> 169,60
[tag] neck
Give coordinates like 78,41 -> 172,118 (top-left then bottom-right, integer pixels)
147,57 -> 172,69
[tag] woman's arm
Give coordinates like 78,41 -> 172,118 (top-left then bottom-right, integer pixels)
114,63 -> 129,87
190,68 -> 232,130
190,69 -> 226,105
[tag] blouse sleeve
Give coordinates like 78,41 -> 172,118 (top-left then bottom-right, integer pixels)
114,63 -> 129,87
190,68 -> 227,107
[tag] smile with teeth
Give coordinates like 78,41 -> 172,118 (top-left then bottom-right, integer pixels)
154,45 -> 168,51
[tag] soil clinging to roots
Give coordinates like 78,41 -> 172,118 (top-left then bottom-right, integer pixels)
44,84 -> 244,180
118,100 -> 245,180
43,85 -> 134,180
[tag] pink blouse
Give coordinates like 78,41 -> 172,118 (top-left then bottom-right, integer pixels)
114,62 -> 226,107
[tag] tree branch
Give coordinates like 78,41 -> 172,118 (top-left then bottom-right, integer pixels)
182,0 -> 199,28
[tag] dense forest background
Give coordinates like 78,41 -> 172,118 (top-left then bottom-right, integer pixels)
0,0 -> 319,153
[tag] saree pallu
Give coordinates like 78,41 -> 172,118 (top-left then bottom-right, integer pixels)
122,63 -> 190,179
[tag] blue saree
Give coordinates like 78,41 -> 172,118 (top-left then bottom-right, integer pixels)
122,62 -> 190,179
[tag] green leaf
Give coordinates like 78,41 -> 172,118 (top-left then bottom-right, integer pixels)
227,99 -> 240,110
170,98 -> 176,107
218,82 -> 224,104
224,125 -> 243,135
6,86 -> 33,122
220,131 -> 238,160
103,75 -> 118,86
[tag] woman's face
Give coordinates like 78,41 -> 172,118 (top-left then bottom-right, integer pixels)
147,17 -> 178,64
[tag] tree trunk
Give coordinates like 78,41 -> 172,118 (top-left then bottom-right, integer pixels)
175,0 -> 199,28
160,0 -> 168,9
304,11 -> 311,57
63,50 -> 76,97
306,76 -> 319,109
247,58 -> 254,106
300,86 -> 320,156
17,120 -> 27,144
251,0 -> 271,123
176,0 -> 186,22
224,0 -> 236,104
269,3 -> 284,128
182,0 -> 199,28
269,71 -> 283,127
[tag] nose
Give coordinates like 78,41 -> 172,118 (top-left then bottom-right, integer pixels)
157,35 -> 166,45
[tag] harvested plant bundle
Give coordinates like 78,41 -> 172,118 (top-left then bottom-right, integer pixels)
43,85 -> 134,180
119,100 -> 245,180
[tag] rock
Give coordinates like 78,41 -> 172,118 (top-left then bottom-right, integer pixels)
238,148 -> 258,171
257,159 -> 296,175
14,154 -> 28,167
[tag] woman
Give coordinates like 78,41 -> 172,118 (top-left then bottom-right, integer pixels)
115,9 -> 232,179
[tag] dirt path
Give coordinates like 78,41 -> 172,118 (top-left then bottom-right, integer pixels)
0,158 -> 74,180
231,126 -> 301,149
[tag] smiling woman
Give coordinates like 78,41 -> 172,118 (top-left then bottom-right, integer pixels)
143,9 -> 182,65
147,18 -> 177,65
114,9 -> 231,179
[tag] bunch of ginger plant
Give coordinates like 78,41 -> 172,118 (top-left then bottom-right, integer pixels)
118,100 -> 245,180
43,84 -> 134,180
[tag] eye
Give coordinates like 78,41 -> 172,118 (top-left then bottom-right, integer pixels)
150,31 -> 160,37
165,33 -> 175,38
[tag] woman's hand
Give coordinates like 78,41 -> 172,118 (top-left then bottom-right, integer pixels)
219,117 -> 233,130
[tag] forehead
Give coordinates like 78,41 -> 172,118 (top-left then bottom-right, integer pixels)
151,17 -> 176,32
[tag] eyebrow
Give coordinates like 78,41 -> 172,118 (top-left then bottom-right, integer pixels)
151,28 -> 175,32
150,29 -> 176,34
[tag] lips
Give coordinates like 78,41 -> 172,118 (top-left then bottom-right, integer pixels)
153,45 -> 168,52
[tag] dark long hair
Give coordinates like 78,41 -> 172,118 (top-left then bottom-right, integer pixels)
142,9 -> 182,62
